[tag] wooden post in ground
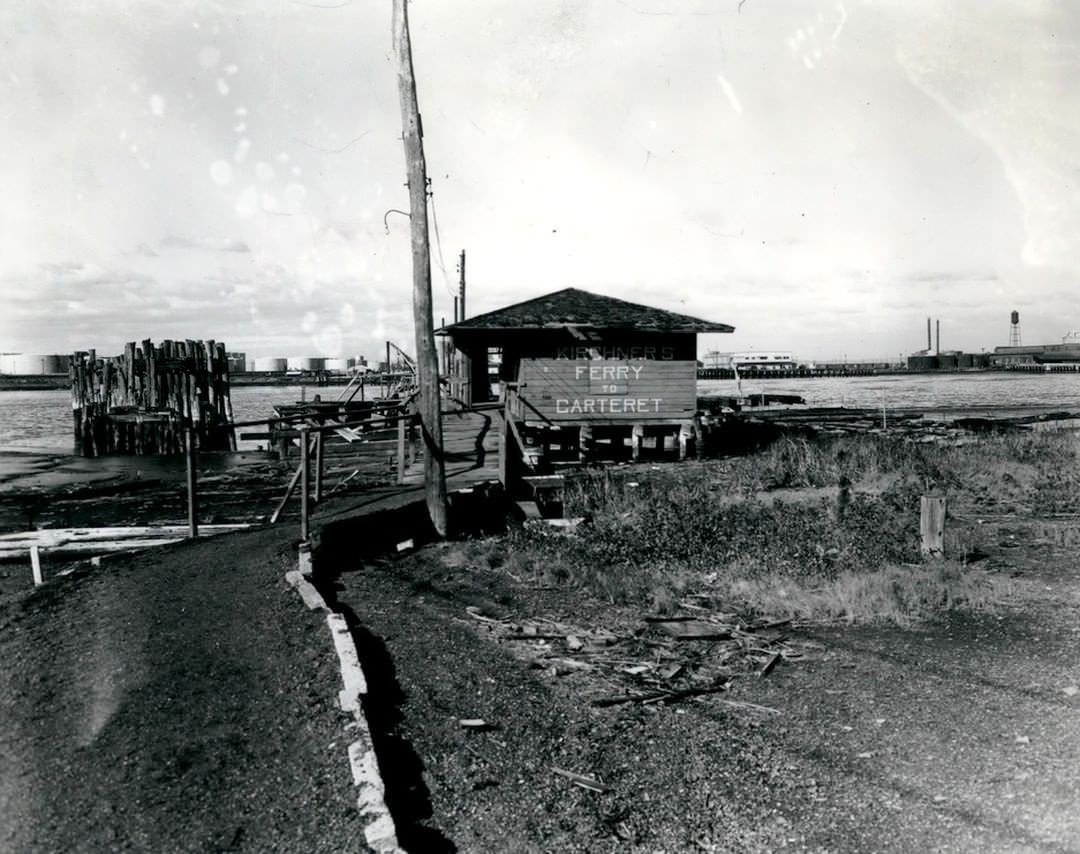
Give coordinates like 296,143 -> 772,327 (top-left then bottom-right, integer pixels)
299,425 -> 311,543
314,429 -> 324,503
393,0 -> 449,535
678,422 -> 691,460
498,408 -> 510,489
578,424 -> 592,463
397,409 -> 407,485
30,545 -> 43,587
185,426 -> 199,537
920,495 -> 946,558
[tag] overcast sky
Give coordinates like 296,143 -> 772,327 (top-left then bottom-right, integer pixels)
1,0 -> 1077,362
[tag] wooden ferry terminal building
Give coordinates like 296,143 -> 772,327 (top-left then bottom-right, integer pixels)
439,287 -> 733,474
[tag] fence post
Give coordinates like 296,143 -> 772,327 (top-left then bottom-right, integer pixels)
30,545 -> 43,587
314,429 -> 324,503
396,408 -> 407,485
631,423 -> 644,461
920,495 -> 946,558
185,426 -> 199,537
299,425 -> 310,543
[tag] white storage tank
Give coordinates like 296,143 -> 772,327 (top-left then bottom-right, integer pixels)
287,356 -> 326,372
0,353 -> 68,374
253,356 -> 288,373
324,358 -> 351,373
225,352 -> 247,374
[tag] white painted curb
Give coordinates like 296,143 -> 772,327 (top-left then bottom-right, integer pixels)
327,612 -> 369,710
286,556 -> 404,853
285,570 -> 327,612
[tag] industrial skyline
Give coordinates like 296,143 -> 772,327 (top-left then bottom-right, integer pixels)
2,1 -> 1078,361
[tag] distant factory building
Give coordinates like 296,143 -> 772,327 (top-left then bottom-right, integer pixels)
704,351 -> 796,372
905,316 -> 990,370
992,343 -> 1080,365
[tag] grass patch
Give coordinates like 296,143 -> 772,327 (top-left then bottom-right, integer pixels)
498,431 -> 1069,623
723,561 -> 1010,626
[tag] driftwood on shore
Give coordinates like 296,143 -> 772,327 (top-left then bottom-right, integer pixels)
0,524 -> 249,561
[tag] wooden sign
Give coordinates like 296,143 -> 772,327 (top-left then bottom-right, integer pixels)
519,349 -> 696,422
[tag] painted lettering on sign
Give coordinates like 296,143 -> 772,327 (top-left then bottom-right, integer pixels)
554,346 -> 675,361
574,365 -> 645,381
524,355 -> 696,419
555,398 -> 663,414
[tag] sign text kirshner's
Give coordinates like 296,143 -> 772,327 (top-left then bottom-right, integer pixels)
553,346 -> 675,361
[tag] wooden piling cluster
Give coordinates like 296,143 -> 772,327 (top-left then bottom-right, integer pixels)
70,339 -> 236,456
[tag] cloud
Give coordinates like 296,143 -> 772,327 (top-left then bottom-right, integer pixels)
160,235 -> 251,253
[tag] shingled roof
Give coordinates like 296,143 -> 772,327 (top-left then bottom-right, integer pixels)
439,288 -> 734,334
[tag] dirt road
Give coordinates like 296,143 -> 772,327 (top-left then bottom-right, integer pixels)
0,526 -> 367,853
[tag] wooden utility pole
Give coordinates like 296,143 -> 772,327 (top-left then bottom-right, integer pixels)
458,249 -> 466,320
392,0 -> 449,536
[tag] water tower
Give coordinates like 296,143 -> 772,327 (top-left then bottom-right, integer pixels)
1009,310 -> 1022,347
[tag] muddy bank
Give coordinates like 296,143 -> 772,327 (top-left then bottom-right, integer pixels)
0,449 -> 292,596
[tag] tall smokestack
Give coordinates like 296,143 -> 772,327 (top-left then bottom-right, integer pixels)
927,317 -> 932,351
936,319 -> 941,354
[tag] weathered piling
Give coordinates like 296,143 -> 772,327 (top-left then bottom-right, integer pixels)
69,339 -> 236,456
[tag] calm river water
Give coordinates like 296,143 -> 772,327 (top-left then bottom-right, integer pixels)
3,373 -> 1080,454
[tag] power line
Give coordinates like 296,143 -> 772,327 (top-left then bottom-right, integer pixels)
427,191 -> 456,300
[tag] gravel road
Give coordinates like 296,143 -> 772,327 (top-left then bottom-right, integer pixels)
0,526 -> 367,853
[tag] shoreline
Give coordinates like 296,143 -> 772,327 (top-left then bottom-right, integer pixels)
5,364 -> 1080,394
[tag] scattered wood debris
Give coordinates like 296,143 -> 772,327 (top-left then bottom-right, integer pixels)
653,620 -> 733,640
551,767 -> 610,793
459,718 -> 497,731
758,652 -> 783,679
460,605 -> 806,709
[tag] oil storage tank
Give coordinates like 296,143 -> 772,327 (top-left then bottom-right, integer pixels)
287,356 -> 326,372
0,353 -> 67,374
253,356 -> 288,373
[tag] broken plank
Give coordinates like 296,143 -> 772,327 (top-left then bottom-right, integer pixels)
551,767 -> 610,793
0,524 -> 248,549
758,652 -> 783,678
653,620 -> 733,640
591,682 -> 731,708
716,698 -> 782,716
